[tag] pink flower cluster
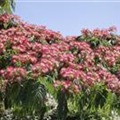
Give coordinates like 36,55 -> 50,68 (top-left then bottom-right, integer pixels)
95,45 -> 120,67
98,69 -> 120,94
0,14 -> 120,94
0,67 -> 27,83
0,14 -> 20,25
12,54 -> 37,65
54,80 -> 80,94
81,26 -> 117,38
0,43 -> 5,54
31,58 -> 59,78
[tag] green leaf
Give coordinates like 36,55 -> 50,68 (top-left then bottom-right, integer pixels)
4,79 -> 46,118
57,90 -> 68,120
38,77 -> 56,98
0,0 -> 15,15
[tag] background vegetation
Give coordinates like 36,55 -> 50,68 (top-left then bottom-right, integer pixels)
0,1 -> 120,120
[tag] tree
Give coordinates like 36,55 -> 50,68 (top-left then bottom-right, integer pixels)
0,0 -> 15,15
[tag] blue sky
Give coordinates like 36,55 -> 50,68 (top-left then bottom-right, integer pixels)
15,0 -> 120,36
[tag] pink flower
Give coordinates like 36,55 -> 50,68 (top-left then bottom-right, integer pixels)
62,81 -> 71,89
0,67 -> 27,83
53,81 -> 62,88
0,43 -> 5,54
81,29 -> 91,37
108,26 -> 117,33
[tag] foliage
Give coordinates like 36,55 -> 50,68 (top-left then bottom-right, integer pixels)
0,0 -> 15,15
0,14 -> 120,119
4,79 -> 46,119
57,90 -> 68,120
78,83 -> 114,120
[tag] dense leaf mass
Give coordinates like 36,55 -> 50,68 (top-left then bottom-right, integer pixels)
0,14 -> 120,119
